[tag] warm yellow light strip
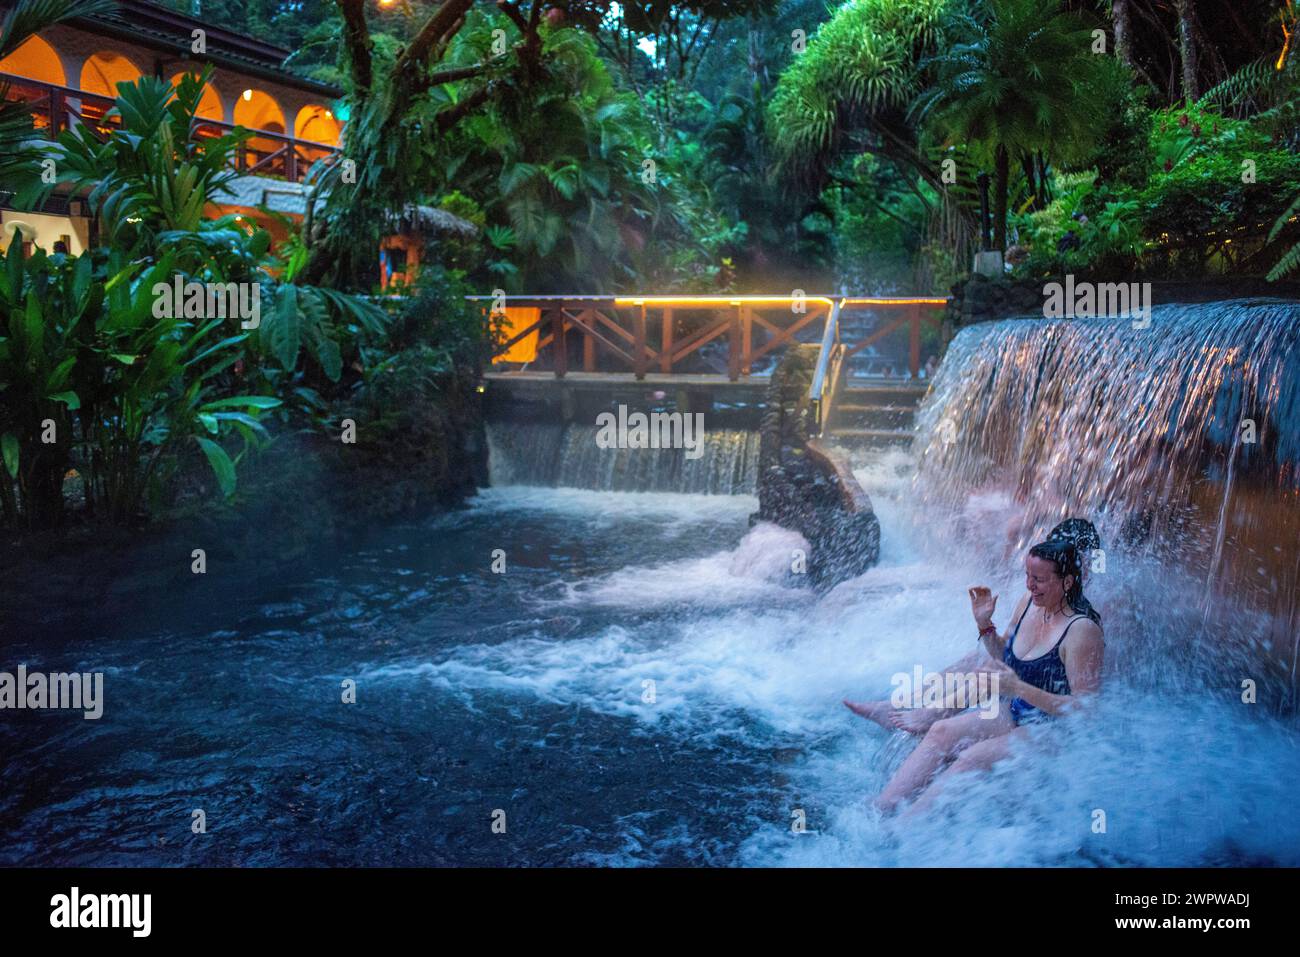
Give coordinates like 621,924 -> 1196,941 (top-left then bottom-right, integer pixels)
612,296 -> 837,307
841,297 -> 949,306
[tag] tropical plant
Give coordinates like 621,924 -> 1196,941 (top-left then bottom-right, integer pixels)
475,29 -> 663,289
3,65 -> 391,529
52,70 -> 387,383
0,235 -> 277,527
0,0 -> 117,197
0,241 -> 87,526
1197,41 -> 1300,279
766,0 -> 950,190
399,19 -> 706,292
1268,191 -> 1300,279
911,0 -> 1130,253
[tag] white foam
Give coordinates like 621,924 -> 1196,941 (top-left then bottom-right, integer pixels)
397,450 -> 1300,865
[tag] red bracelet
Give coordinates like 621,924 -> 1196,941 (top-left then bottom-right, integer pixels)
978,624 -> 997,641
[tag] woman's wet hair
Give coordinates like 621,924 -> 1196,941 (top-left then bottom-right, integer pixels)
1047,517 -> 1101,553
1028,539 -> 1102,625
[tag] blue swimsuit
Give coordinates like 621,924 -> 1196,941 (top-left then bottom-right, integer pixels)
1002,603 -> 1086,725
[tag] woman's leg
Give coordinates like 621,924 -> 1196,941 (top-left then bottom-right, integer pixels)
845,649 -> 991,734
873,709 -> 1017,813
901,725 -> 1028,817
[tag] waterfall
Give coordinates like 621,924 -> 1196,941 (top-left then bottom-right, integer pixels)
487,422 -> 762,495
912,298 -> 1300,704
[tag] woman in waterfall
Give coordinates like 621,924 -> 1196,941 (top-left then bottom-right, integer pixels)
843,524 -> 1105,815
844,518 -> 1101,735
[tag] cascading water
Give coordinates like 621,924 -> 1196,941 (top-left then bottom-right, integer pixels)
487,422 -> 762,495
913,298 -> 1300,704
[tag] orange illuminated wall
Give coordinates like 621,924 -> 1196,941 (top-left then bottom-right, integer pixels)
79,50 -> 141,97
0,35 -> 66,85
234,88 -> 284,133
170,72 -> 224,121
294,105 -> 340,146
493,308 -> 540,364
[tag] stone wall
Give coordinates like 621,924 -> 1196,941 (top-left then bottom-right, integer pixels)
948,274 -> 1300,326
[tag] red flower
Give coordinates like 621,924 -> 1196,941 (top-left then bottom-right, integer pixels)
1178,114 -> 1189,128
1164,159 -> 1173,172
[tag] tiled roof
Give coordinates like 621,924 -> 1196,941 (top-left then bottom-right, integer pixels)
214,176 -> 478,238
66,0 -> 344,98
213,175 -> 319,217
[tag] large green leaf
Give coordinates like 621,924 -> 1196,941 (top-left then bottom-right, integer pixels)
270,284 -> 301,371
1,432 -> 18,479
195,436 -> 236,497
201,395 -> 282,411
312,329 -> 342,383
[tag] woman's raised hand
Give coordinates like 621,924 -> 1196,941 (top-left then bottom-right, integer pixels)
969,586 -> 998,628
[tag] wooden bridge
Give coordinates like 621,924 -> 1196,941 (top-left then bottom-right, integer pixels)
475,294 -> 948,446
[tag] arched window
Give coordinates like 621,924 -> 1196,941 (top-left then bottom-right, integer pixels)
233,89 -> 285,134
170,72 -> 223,122
234,89 -> 287,176
0,36 -> 67,133
294,104 -> 341,146
0,35 -> 66,85
78,51 -> 141,129
79,50 -> 141,98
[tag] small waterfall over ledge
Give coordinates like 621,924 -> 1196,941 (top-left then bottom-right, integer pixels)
487,422 -> 762,495
913,298 -> 1300,704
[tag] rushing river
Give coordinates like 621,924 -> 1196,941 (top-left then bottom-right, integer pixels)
4,442 -> 1299,866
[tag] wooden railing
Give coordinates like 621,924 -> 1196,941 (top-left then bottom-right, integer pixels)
478,295 -> 948,388
0,72 -> 340,183
479,295 -> 837,380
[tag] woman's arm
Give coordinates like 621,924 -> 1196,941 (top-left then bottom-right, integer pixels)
971,590 -> 1029,661
1005,622 -> 1105,716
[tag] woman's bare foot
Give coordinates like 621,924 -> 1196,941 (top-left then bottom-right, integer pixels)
872,793 -> 900,816
843,699 -> 897,730
845,700 -> 948,735
890,708 -> 942,734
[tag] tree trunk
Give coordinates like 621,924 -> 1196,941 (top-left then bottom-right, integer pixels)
1174,0 -> 1199,102
993,145 -> 1009,254
977,172 -> 991,251
747,19 -> 766,92
1111,0 -> 1134,68
1020,154 -> 1039,212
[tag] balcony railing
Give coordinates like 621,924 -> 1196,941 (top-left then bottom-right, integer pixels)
0,71 -> 340,184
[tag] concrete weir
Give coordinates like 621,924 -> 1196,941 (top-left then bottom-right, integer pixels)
482,371 -> 766,494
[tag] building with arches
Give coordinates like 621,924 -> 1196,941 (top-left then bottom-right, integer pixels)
0,0 -> 345,254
